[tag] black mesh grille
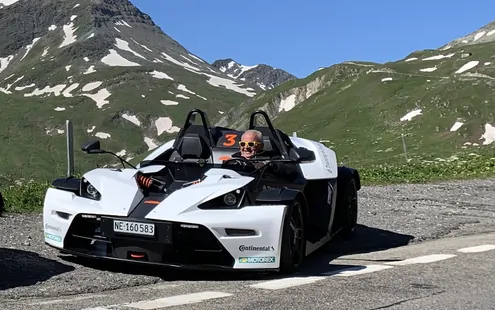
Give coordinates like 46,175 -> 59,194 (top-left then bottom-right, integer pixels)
64,214 -> 234,268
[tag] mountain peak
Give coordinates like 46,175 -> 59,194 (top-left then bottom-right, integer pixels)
0,0 -> 270,180
212,58 -> 259,78
440,20 -> 495,50
211,58 -> 296,90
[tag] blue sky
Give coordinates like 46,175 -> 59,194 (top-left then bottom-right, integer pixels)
131,0 -> 495,78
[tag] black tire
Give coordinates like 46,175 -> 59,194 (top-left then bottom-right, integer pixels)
341,178 -> 358,238
0,191 -> 4,216
279,198 -> 306,274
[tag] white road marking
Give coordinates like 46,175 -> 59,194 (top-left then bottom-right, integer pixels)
36,243 -> 495,310
457,244 -> 495,253
250,276 -> 326,290
134,283 -> 181,292
32,294 -> 107,305
324,264 -> 394,277
385,254 -> 456,266
122,291 -> 233,309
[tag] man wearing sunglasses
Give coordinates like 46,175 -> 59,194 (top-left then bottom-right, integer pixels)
236,130 -> 270,159
227,130 -> 299,180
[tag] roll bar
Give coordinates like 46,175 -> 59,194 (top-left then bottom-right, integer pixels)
248,110 -> 289,158
172,109 -> 215,149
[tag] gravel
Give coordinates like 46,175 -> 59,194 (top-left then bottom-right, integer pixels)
1,178 -> 495,300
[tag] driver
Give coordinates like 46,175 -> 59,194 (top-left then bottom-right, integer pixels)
232,129 -> 276,160
226,130 -> 299,180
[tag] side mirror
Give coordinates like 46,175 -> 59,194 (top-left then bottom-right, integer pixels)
293,147 -> 315,162
81,139 -> 104,154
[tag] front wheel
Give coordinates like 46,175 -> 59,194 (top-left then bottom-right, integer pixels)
279,199 -> 306,274
0,191 -> 4,215
341,178 -> 358,238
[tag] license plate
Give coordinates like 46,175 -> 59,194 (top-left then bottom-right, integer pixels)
113,220 -> 155,236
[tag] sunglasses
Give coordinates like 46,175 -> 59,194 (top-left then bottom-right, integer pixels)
239,141 -> 259,147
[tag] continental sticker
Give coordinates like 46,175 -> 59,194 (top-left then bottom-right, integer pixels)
239,245 -> 275,252
239,256 -> 275,264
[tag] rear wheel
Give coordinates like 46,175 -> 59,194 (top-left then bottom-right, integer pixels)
0,191 -> 4,216
279,198 -> 306,274
341,178 -> 358,237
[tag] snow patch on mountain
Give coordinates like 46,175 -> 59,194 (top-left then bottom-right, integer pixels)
218,60 -> 258,79
455,61 -> 479,74
0,0 -> 20,8
59,21 -> 78,48
101,49 -> 140,66
203,72 -> 256,97
122,113 -> 141,126
115,38 -> 146,59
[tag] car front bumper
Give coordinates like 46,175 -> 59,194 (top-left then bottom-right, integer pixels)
50,214 -> 241,270
43,188 -> 288,271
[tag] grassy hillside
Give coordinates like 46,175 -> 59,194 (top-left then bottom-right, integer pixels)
0,0 -> 258,184
0,61 -> 249,184
220,41 -> 495,169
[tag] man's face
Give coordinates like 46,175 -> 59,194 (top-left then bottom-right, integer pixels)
239,133 -> 262,158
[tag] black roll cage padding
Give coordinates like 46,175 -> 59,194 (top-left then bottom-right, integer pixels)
171,108 -> 291,159
172,109 -> 216,150
248,110 -> 289,159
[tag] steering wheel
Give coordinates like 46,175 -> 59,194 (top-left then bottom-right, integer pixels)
221,156 -> 256,169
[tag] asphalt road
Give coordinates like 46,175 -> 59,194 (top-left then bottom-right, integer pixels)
3,232 -> 495,310
2,178 -> 495,309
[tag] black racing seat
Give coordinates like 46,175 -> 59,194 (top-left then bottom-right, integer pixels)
248,110 -> 291,159
261,135 -> 273,151
253,126 -> 281,155
169,133 -> 212,163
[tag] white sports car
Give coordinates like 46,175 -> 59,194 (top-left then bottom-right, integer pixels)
43,109 -> 361,274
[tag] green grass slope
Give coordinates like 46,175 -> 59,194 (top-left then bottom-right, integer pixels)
0,61 -> 249,182
0,0 -> 257,184
220,41 -> 495,170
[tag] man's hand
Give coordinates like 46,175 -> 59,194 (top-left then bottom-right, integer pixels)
252,161 -> 266,169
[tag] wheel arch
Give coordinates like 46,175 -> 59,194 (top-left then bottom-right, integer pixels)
255,188 -> 309,228
338,166 -> 361,191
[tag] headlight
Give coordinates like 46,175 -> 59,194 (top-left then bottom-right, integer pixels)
198,189 -> 246,210
223,193 -> 237,206
80,178 -> 101,200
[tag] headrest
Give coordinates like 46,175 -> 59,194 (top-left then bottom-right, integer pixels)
262,136 -> 273,151
177,133 -> 210,159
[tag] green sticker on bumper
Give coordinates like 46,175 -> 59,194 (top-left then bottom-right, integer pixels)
45,232 -> 62,242
239,256 -> 275,263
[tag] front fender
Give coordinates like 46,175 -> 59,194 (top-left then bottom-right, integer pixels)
254,188 -> 309,233
338,166 -> 361,191
255,187 -> 304,205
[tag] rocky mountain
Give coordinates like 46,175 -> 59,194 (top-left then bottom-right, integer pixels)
218,21 -> 495,167
212,58 -> 297,90
439,21 -> 495,50
0,0 -> 269,181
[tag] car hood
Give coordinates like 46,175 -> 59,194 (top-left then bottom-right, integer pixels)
82,166 -> 255,219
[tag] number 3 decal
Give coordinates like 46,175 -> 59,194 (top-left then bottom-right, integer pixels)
223,134 -> 237,146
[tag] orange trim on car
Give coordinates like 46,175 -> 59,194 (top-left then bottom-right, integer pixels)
144,200 -> 161,205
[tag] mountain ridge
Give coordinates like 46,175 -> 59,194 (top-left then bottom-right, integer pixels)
218,20 -> 495,167
0,0 -> 493,183
439,21 -> 495,50
0,0 -> 272,181
211,58 -> 297,90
